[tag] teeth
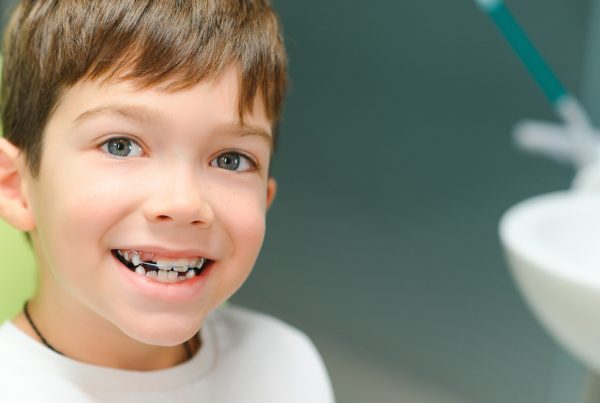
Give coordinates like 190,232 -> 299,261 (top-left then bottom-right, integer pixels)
168,271 -> 179,282
156,257 -> 200,271
118,250 -> 209,283
120,250 -> 205,271
139,268 -> 189,283
176,257 -> 194,266
157,270 -> 169,282
155,259 -> 172,270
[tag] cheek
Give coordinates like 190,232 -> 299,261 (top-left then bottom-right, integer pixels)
212,185 -> 268,269
32,163 -> 137,265
216,186 -> 267,244
217,205 -> 266,302
238,212 -> 267,254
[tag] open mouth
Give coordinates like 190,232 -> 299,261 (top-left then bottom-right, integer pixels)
111,249 -> 211,283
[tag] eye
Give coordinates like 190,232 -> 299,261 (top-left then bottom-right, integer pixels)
210,152 -> 255,172
100,137 -> 143,158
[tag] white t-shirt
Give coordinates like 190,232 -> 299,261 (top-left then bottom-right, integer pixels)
0,305 -> 335,402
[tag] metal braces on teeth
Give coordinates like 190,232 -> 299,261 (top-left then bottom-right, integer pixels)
112,249 -> 208,279
138,259 -> 206,271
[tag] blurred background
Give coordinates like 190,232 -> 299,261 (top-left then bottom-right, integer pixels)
0,0 -> 597,402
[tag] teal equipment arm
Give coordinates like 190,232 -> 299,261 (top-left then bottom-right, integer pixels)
476,0 -> 600,168
476,0 -> 566,105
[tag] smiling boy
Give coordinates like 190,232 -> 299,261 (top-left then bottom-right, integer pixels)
0,1 -> 334,402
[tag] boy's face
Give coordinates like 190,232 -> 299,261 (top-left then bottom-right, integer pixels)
11,65 -> 276,345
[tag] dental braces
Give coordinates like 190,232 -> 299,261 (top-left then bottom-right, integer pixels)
138,260 -> 206,271
123,250 -> 206,271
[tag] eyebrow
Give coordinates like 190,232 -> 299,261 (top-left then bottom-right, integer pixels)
72,103 -> 273,151
73,104 -> 165,128
217,124 -> 274,152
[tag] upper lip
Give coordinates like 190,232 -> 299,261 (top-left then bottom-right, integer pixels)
113,246 -> 214,260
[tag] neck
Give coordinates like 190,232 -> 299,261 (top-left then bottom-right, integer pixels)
13,296 -> 200,371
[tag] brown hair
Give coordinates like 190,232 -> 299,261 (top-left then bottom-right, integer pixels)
1,0 -> 287,177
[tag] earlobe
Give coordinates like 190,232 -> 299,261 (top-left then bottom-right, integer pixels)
266,178 -> 277,210
0,138 -> 35,231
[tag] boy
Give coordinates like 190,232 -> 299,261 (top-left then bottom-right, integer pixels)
0,1 -> 334,402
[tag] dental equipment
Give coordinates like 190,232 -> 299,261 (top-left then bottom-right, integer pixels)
476,0 -> 600,177
478,0 -> 600,389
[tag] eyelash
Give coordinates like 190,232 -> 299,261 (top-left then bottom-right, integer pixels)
99,137 -> 257,172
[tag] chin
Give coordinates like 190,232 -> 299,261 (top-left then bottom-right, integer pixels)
116,314 -> 204,347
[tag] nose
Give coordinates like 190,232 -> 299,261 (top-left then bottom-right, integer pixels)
142,165 -> 214,227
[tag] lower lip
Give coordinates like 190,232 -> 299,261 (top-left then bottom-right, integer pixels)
112,253 -> 213,302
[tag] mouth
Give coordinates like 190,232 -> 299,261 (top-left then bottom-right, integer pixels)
111,249 -> 212,283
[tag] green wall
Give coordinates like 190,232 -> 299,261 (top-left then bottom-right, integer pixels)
0,221 -> 36,320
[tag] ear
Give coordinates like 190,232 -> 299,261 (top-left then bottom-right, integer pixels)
266,177 -> 277,210
0,138 -> 35,231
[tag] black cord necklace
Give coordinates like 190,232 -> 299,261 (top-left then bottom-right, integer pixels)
23,301 -> 192,360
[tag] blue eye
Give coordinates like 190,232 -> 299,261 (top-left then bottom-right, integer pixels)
100,137 -> 143,158
211,152 -> 255,172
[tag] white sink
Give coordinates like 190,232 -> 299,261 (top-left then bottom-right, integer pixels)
500,191 -> 600,372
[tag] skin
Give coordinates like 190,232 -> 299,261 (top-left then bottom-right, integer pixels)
0,64 -> 277,370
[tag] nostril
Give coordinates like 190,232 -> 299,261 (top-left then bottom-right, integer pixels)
157,215 -> 171,221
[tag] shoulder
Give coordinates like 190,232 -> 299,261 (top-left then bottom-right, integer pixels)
205,304 -> 335,402
208,304 -> 322,363
0,321 -> 62,400
209,304 -> 310,345
0,320 -> 28,364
